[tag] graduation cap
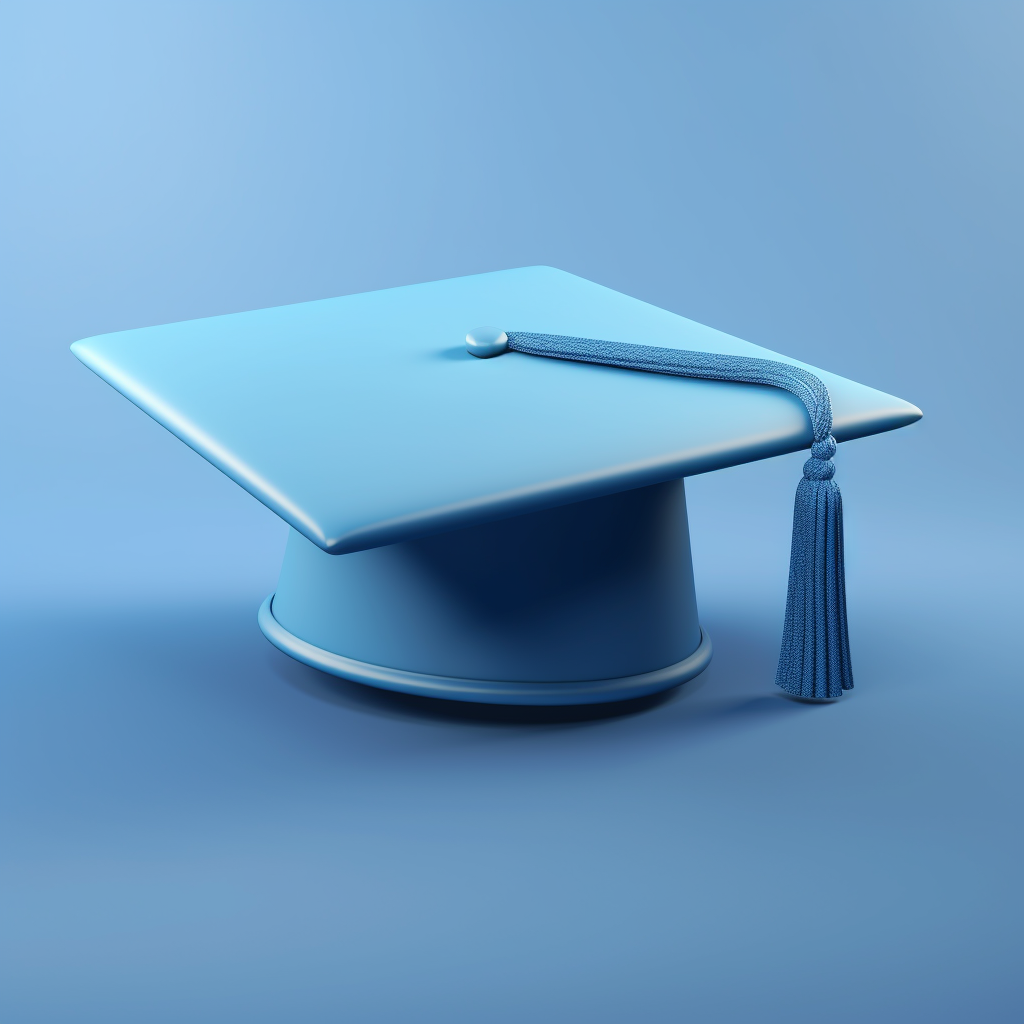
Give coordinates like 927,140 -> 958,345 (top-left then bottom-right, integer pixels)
72,267 -> 921,705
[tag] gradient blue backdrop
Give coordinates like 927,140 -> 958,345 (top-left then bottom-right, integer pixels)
1,3 -> 1021,1021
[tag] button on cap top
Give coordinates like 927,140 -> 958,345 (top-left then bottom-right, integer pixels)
466,327 -> 508,358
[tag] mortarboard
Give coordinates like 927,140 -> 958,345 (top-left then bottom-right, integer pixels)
71,267 -> 921,705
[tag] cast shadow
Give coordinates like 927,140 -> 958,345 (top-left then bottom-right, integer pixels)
433,345 -> 473,361
266,647 -> 696,726
265,608 -> 847,732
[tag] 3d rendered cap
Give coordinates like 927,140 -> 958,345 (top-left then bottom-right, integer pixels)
72,266 -> 922,706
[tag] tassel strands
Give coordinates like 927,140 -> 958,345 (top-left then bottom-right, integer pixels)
776,436 -> 853,698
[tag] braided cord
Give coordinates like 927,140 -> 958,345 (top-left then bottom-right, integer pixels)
505,332 -> 833,443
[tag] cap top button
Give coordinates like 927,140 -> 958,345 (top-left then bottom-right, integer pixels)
466,327 -> 508,358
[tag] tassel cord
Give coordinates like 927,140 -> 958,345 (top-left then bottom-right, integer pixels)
503,330 -> 854,698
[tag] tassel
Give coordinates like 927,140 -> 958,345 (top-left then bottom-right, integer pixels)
474,328 -> 857,698
776,435 -> 854,698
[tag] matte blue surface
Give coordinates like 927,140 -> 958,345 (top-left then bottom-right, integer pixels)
273,480 -> 700,680
1,3 -> 1021,1023
71,265 -> 919,554
267,480 -> 708,700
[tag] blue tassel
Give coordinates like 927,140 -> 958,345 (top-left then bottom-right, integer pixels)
492,329 -> 857,698
776,435 -> 854,698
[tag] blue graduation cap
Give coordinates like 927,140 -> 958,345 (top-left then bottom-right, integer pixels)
72,267 -> 921,705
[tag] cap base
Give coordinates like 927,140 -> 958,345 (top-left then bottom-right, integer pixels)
259,595 -> 711,706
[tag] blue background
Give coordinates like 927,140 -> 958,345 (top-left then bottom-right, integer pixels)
1,2 -> 1021,1021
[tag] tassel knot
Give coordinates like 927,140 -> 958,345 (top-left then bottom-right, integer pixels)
810,435 -> 837,460
803,457 -> 836,481
803,435 -> 837,480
